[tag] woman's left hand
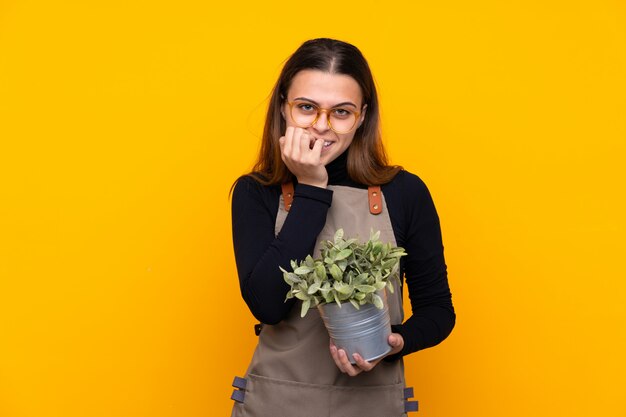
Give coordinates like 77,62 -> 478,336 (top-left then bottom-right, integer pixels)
329,333 -> 404,376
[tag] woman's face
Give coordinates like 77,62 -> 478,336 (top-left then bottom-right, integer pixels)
282,70 -> 366,166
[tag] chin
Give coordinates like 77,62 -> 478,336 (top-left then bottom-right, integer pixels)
321,154 -> 335,165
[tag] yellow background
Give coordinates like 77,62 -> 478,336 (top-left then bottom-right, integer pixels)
1,1 -> 625,416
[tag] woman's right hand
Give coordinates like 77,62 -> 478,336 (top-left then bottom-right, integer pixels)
279,126 -> 328,188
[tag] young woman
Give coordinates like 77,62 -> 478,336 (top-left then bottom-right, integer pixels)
229,38 -> 455,417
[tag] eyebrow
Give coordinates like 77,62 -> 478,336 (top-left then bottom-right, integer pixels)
292,97 -> 358,108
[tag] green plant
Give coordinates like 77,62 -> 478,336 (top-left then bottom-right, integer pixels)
281,229 -> 407,317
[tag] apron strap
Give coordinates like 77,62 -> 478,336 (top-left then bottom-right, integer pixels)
281,182 -> 382,215
368,186 -> 382,215
281,182 -> 294,212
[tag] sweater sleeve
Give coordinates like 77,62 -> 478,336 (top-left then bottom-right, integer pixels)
385,173 -> 456,360
231,177 -> 333,324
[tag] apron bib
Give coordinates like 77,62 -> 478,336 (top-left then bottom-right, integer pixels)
230,185 -> 416,417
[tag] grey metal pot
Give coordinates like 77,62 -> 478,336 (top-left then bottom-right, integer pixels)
318,289 -> 392,364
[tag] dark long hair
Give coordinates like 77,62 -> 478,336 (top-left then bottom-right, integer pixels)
248,38 -> 401,186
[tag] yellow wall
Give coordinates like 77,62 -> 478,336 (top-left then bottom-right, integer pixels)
1,1 -> 625,416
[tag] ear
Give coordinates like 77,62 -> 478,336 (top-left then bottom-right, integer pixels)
357,104 -> 368,128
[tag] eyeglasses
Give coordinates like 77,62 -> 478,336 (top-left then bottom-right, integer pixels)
286,100 -> 362,134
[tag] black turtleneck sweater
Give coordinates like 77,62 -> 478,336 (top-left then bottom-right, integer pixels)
231,150 -> 455,358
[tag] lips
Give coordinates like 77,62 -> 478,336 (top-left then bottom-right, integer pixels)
308,137 -> 335,150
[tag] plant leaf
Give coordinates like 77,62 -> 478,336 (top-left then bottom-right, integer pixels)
381,259 -> 397,272
373,281 -> 386,290
372,293 -> 384,309
294,291 -> 309,301
333,291 -> 342,307
283,273 -> 300,285
315,264 -> 326,280
333,281 -> 353,295
337,260 -> 348,272
294,265 -> 313,274
329,264 -> 343,281
334,249 -> 352,261
355,284 -> 376,293
301,299 -> 311,317
307,282 -> 321,294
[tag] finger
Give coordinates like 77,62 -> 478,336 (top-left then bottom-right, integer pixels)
296,129 -> 311,158
279,135 -> 286,154
291,127 -> 303,161
329,343 -> 345,373
310,136 -> 324,160
298,134 -> 323,167
297,129 -> 310,150
284,126 -> 294,141
282,127 -> 294,159
305,132 -> 316,150
388,333 -> 404,354
352,353 -> 376,372
390,333 -> 404,347
338,349 -> 361,377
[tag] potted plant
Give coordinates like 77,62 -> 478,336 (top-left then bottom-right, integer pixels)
281,229 -> 407,363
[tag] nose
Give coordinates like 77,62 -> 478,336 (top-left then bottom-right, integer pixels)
312,110 -> 331,133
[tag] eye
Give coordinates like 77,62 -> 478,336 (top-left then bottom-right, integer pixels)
331,108 -> 352,119
297,103 -> 317,113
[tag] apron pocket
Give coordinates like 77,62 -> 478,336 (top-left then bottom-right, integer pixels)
231,373 -> 406,417
329,380 -> 406,417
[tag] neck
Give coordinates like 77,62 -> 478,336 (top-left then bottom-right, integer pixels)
326,149 -> 350,185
